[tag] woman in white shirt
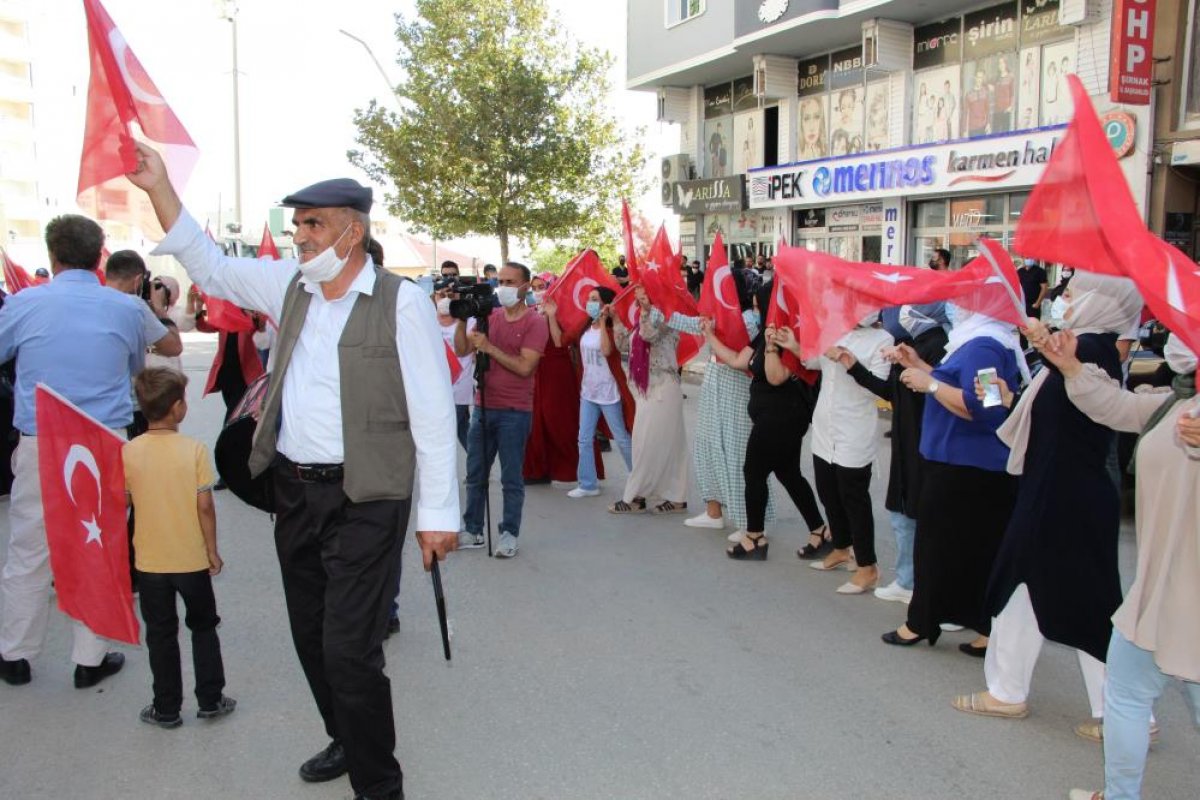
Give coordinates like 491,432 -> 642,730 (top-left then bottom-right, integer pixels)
568,287 -> 632,497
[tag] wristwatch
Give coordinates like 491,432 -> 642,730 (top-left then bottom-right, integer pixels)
926,380 -> 940,395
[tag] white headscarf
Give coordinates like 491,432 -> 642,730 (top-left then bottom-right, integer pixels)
1060,273 -> 1143,336
945,304 -> 1032,385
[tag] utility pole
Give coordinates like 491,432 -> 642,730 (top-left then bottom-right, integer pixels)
218,1 -> 242,241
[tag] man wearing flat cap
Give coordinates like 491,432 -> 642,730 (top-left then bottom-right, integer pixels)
127,144 -> 458,800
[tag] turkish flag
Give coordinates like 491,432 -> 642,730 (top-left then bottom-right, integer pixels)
1016,73 -> 1200,353
2,250 -> 35,293
77,0 -> 198,237
773,239 -> 1025,361
640,225 -> 698,321
444,340 -> 464,383
199,225 -> 255,333
762,278 -> 817,382
621,200 -> 643,284
697,232 -> 748,351
544,249 -> 620,339
611,282 -> 702,368
257,224 -> 281,260
35,384 -> 139,645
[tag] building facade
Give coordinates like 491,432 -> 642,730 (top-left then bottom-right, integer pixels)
630,0 -> 1161,271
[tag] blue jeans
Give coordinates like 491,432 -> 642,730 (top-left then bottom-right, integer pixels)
577,399 -> 632,491
888,511 -> 917,590
1103,629 -> 1200,799
463,407 -> 532,537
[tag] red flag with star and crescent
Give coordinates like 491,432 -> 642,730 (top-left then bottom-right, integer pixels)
77,0 -> 198,237
35,384 -> 139,645
697,232 -> 749,351
2,250 -> 35,293
544,249 -> 621,339
257,224 -> 281,261
1015,73 -> 1200,353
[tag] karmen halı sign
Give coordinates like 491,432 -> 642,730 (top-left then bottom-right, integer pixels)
748,126 -> 1066,208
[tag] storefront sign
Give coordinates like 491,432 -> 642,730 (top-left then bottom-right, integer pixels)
1020,0 -> 1068,46
705,84 -> 733,119
1110,0 -> 1155,105
828,205 -> 862,231
795,207 -> 826,229
914,17 -> 962,70
671,176 -> 748,215
880,199 -> 905,264
797,54 -> 829,96
862,202 -> 884,227
748,126 -> 1065,208
963,2 -> 1019,58
732,75 -> 758,112
1102,110 -> 1137,158
828,46 -> 864,91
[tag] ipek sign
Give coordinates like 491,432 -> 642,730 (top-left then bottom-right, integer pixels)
748,126 -> 1066,208
1110,0 -> 1155,105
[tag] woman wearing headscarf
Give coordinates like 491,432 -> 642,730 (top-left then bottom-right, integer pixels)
671,268 -> 777,535
837,303 -> 949,601
609,286 -> 690,514
951,274 -> 1143,723
881,303 -> 1024,649
804,315 -> 892,592
710,282 -> 825,559
1046,332 -> 1200,800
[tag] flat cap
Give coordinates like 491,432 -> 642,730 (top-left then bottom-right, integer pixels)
281,178 -> 373,214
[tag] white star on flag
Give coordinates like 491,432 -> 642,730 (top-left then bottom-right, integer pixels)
872,272 -> 913,284
82,516 -> 104,547
645,260 -> 661,272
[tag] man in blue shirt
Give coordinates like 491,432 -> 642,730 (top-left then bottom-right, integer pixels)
0,214 -> 180,689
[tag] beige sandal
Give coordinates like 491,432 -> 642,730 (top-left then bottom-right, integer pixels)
951,691 -> 1029,719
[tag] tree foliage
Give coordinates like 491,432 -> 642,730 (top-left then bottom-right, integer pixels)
349,0 -> 647,265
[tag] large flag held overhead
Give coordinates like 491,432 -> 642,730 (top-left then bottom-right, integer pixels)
772,239 -> 1025,361
35,385 -> 139,645
640,225 -> 698,321
697,232 -> 749,352
77,0 -> 198,236
2,250 -> 35,293
1015,73 -> 1200,354
543,249 -> 620,338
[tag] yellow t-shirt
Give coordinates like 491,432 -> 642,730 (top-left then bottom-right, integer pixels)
123,431 -> 216,573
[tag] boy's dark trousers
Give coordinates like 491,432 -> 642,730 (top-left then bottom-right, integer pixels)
136,569 -> 226,716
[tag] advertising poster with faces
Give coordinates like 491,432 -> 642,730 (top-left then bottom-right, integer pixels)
913,65 -> 961,144
704,116 -> 732,179
732,75 -> 758,113
1017,47 -> 1041,130
828,46 -> 865,156
796,54 -> 829,160
865,81 -> 890,150
733,110 -> 764,175
1040,39 -> 1073,125
962,53 -> 1018,136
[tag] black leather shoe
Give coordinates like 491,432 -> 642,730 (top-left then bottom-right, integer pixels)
385,616 -> 400,638
74,652 -> 125,688
353,792 -> 402,800
959,642 -> 988,658
1,655 -> 31,686
299,740 -> 347,783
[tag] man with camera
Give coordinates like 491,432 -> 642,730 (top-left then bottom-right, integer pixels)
453,262 -> 548,559
439,260 -> 459,280
103,250 -> 184,370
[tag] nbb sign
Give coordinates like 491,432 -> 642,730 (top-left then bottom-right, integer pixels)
1110,0 -> 1155,105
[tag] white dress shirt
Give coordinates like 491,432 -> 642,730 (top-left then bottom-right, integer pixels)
809,326 -> 893,469
153,210 -> 460,532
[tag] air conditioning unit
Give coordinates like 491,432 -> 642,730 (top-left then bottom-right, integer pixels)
657,87 -> 692,124
1059,0 -> 1101,26
862,19 -> 913,73
752,54 -> 798,99
661,154 -> 693,208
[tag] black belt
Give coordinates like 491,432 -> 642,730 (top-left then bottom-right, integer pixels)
279,456 -> 344,484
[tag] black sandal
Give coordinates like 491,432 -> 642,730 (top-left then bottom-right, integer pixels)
796,525 -> 831,559
727,534 -> 769,561
609,498 -> 646,514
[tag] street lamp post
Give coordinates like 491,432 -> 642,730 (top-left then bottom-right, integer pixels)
218,1 -> 242,241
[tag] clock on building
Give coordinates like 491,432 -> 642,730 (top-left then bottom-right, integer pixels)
758,0 -> 789,24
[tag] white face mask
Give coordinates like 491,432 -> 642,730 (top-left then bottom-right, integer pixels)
1164,334 -> 1198,375
299,224 -> 353,284
436,297 -> 452,316
1060,289 -> 1092,329
496,285 -> 520,308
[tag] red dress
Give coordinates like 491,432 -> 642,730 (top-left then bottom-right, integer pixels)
523,340 -> 603,482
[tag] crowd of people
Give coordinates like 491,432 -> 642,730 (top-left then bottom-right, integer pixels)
0,140 -> 1195,800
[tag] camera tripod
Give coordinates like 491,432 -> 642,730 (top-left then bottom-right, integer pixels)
472,311 -> 496,557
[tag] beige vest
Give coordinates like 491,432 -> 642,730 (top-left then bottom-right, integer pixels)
248,268 -> 416,502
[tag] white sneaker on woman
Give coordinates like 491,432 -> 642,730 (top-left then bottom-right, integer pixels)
873,580 -> 913,604
567,486 -> 601,498
685,512 -> 724,529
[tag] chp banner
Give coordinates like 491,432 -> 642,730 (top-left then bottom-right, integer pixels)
35,385 -> 139,645
77,0 -> 199,237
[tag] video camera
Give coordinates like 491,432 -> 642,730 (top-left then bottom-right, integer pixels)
442,276 -> 494,322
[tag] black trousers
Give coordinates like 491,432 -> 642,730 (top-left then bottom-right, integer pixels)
137,569 -> 225,716
812,456 -> 876,566
272,464 -> 410,798
743,406 -> 825,533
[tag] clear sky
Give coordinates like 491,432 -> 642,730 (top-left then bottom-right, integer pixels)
28,0 -> 677,262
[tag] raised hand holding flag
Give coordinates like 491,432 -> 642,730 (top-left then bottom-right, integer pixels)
543,250 -> 620,339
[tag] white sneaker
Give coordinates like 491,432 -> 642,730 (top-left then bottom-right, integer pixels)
940,623 -> 965,632
685,512 -> 725,529
457,531 -> 485,549
873,580 -> 913,604
567,486 -> 601,498
494,532 -> 518,559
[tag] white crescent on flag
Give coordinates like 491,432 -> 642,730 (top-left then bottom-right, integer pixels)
573,277 -> 599,312
1166,253 -> 1187,313
107,29 -> 165,106
62,444 -> 104,547
775,281 -> 789,314
625,300 -> 639,329
713,266 -> 737,310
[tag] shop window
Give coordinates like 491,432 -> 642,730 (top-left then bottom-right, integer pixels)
949,195 -> 1004,228
666,0 -> 704,27
912,200 -> 947,229
1007,192 -> 1028,223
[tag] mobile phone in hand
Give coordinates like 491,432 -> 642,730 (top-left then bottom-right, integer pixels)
977,367 -> 1002,408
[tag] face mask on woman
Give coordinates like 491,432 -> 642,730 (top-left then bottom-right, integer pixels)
586,300 -> 601,320
742,309 -> 760,341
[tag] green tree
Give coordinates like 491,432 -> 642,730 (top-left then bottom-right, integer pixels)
349,0 -> 647,266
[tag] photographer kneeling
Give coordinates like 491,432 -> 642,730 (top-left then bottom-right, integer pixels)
453,262 -> 548,559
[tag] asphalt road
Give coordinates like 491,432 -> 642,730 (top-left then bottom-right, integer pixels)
0,336 -> 1196,800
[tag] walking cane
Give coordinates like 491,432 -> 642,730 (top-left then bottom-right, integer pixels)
430,558 -> 451,661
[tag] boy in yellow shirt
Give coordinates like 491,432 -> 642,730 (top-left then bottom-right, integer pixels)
125,367 -> 235,729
